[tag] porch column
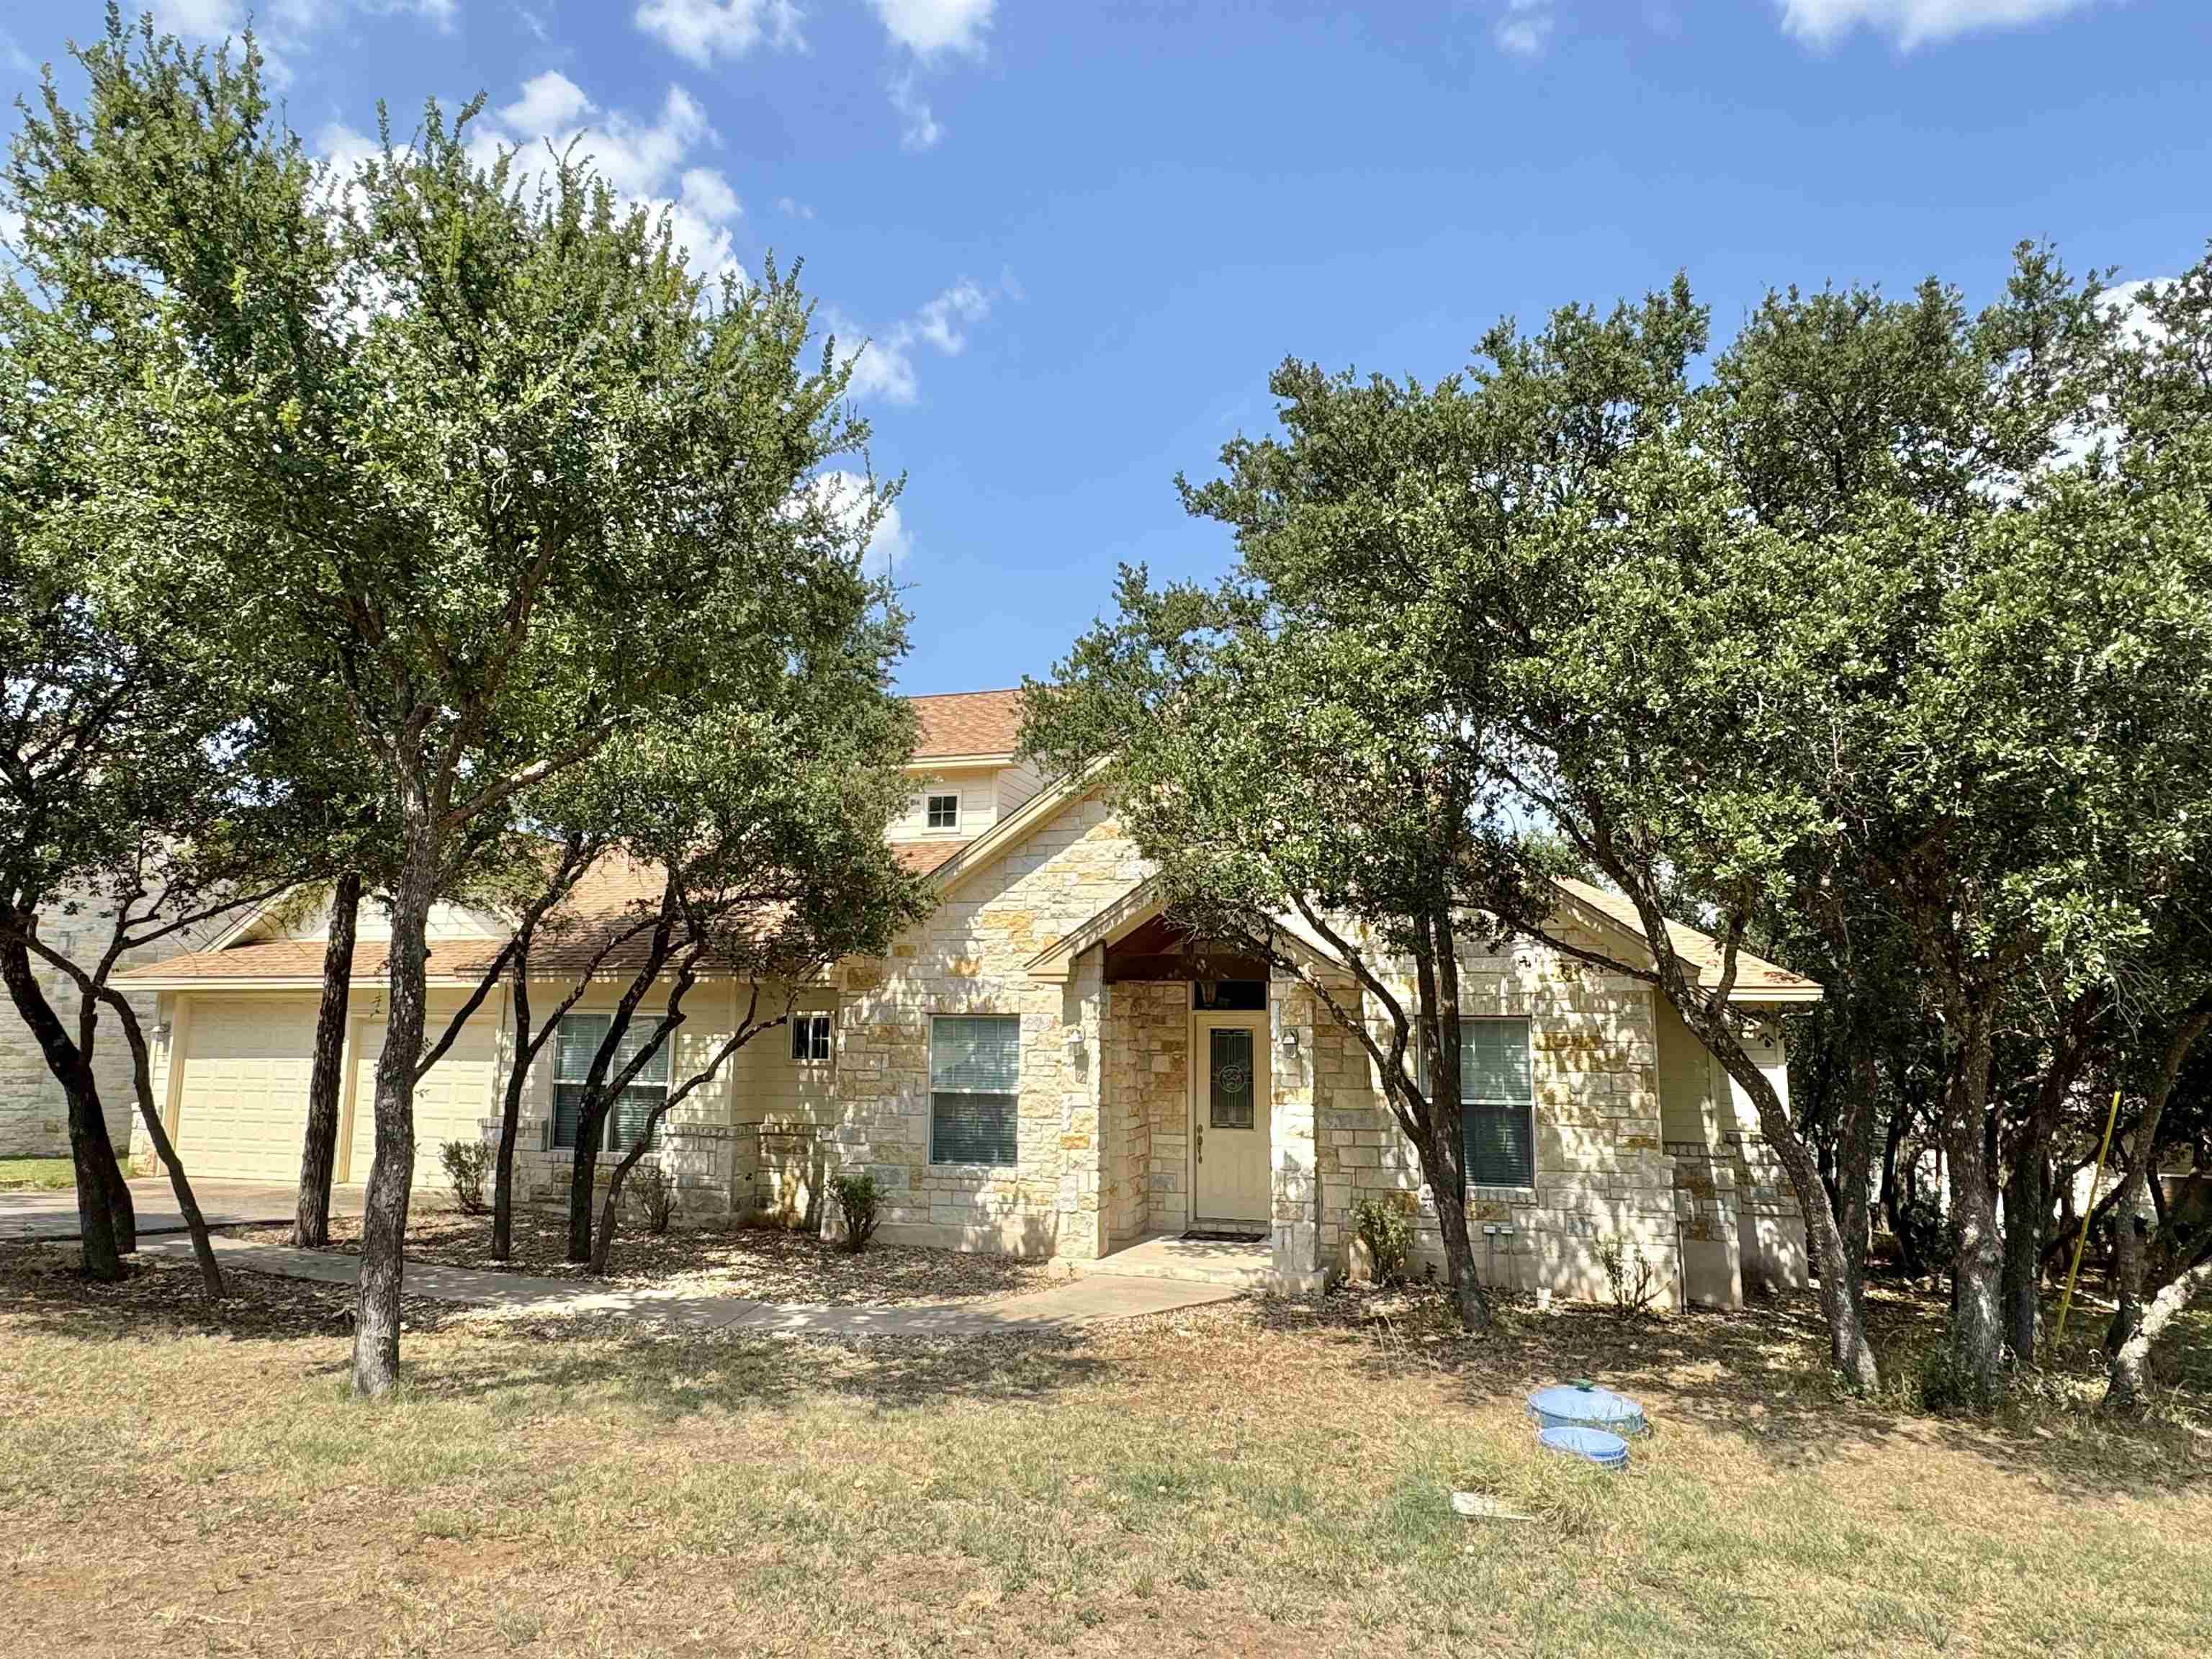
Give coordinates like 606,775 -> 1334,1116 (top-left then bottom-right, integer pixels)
1052,945 -> 1109,1259
1269,969 -> 1326,1292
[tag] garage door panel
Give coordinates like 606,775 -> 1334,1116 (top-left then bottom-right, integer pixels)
171,998 -> 320,1184
349,1015 -> 498,1191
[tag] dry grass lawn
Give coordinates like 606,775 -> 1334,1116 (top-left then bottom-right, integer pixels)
1,1246 -> 2208,1659
227,1206 -> 1061,1305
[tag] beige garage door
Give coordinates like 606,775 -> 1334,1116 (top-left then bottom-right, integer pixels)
346,1014 -> 498,1191
171,997 -> 320,1184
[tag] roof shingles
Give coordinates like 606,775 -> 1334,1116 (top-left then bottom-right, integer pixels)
909,689 -> 1024,759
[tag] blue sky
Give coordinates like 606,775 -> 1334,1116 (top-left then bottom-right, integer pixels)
9,1 -> 2209,694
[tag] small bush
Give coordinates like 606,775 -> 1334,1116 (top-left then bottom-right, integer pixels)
629,1163 -> 678,1235
439,1140 -> 491,1215
1597,1234 -> 1660,1320
1354,1195 -> 1416,1285
831,1172 -> 881,1254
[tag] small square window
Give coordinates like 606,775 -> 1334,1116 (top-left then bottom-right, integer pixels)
926,793 -> 960,830
790,1011 -> 832,1063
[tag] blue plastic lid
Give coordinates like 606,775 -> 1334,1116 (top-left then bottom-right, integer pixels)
1527,1382 -> 1647,1436
1537,1425 -> 1630,1468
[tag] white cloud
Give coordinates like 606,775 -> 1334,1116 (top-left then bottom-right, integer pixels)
823,276 -> 1002,406
808,469 -> 912,570
825,307 -> 920,405
500,69 -> 593,133
137,0 -> 455,87
775,195 -> 816,219
867,0 -> 994,58
888,74 -> 943,150
909,277 -> 988,354
1776,0 -> 2095,49
1496,0 -> 1555,56
634,0 -> 805,66
680,166 -> 741,222
444,76 -> 749,287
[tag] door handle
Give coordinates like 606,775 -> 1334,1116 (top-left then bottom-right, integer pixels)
1195,1124 -> 1203,1162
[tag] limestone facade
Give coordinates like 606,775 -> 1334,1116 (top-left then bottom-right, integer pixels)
120,773 -> 1807,1311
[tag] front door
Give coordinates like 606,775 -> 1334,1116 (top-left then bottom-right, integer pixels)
1192,1012 -> 1270,1229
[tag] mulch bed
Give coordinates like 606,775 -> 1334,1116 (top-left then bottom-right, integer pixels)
226,1205 -> 1061,1307
0,1241 -> 462,1340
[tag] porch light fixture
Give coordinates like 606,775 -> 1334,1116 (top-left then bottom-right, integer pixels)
1062,1026 -> 1087,1058
1277,1027 -> 1300,1055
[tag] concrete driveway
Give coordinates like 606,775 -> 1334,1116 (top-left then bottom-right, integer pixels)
0,1179 -> 366,1243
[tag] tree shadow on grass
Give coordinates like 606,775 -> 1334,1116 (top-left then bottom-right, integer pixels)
1254,1280 -> 2212,1500
0,1241 -> 1113,1423
403,1313 -> 1115,1424
0,1240 -> 472,1341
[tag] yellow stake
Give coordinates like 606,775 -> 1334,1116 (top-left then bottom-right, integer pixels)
2054,1083 -> 2123,1350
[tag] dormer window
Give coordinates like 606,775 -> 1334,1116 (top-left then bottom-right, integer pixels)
926,793 -> 960,830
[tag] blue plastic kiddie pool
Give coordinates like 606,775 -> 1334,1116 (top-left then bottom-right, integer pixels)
1527,1381 -> 1648,1437
1537,1424 -> 1631,1469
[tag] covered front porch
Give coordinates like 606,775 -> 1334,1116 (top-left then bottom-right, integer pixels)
1036,887 -> 1336,1295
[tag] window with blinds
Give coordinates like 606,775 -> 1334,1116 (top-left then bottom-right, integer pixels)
930,1014 -> 1020,1166
1421,1016 -> 1537,1188
552,1012 -> 672,1152
1456,1017 -> 1535,1187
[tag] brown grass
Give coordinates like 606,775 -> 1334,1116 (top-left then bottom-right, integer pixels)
225,1205 -> 1061,1305
1,1245 -> 2207,1658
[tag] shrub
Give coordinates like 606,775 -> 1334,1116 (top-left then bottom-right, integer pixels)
629,1163 -> 678,1235
439,1140 -> 491,1215
1354,1195 -> 1415,1285
831,1172 -> 881,1254
1597,1234 -> 1660,1320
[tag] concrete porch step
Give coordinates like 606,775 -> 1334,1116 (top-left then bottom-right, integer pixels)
1083,1233 -> 1274,1288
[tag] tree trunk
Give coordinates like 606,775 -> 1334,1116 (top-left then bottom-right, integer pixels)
491,958 -> 531,1262
351,821 -> 436,1398
295,869 -> 361,1249
1835,1046 -> 1879,1300
2103,1000 -> 2212,1359
104,991 -> 223,1300
1880,1099 -> 1913,1273
1941,1003 -> 2005,1401
2002,1139 -> 2048,1362
590,1145 -> 642,1277
567,1110 -> 603,1264
1706,1028 -> 1879,1390
1,932 -> 130,1279
2105,1256 -> 2212,1412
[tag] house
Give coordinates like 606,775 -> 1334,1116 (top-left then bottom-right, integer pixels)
117,689 -> 1817,1308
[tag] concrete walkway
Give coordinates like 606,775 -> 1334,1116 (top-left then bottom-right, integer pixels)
0,1179 -> 367,1243
132,1233 -> 1240,1336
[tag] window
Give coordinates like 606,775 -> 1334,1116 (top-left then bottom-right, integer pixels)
791,1010 -> 833,1063
552,1013 -> 671,1152
1454,1017 -> 1535,1188
926,792 -> 960,830
930,1015 -> 1019,1165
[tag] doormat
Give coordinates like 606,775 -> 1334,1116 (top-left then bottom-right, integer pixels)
1182,1228 -> 1266,1244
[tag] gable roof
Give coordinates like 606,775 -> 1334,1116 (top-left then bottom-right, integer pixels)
1552,878 -> 1821,1003
909,689 -> 1024,760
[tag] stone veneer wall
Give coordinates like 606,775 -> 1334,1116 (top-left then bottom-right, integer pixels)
829,793 -> 1147,1257
1310,925 -> 1686,1308
1101,981 -> 1190,1239
1,895 -> 212,1156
